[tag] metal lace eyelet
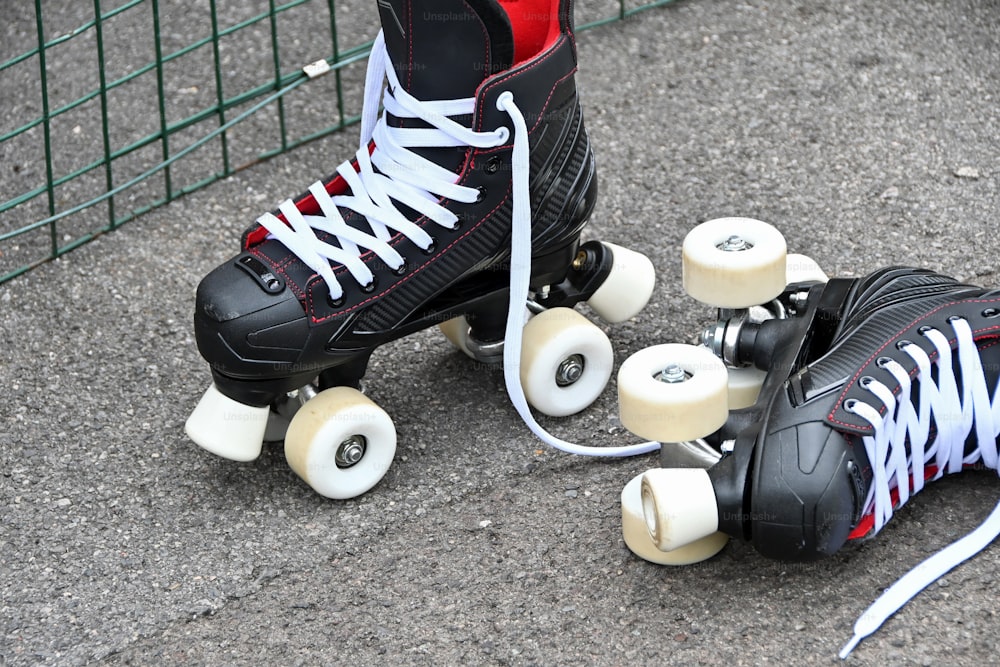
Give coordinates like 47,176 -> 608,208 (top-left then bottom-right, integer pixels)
392,263 -> 407,276
917,326 -> 933,336
361,279 -> 377,294
475,186 -> 487,203
422,239 -> 438,255
895,339 -> 913,350
876,356 -> 893,368
947,315 -> 966,323
982,307 -> 1000,318
327,294 -> 345,308
860,376 -> 874,388
484,156 -> 501,175
844,398 -> 858,412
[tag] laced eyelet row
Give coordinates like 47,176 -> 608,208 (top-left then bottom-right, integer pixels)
838,313 -> 1000,658
851,316 -> 977,412
890,317 -> 973,352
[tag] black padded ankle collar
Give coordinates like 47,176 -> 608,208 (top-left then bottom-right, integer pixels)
377,0 -> 514,102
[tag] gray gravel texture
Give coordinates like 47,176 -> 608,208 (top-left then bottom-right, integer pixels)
2,1 -> 999,665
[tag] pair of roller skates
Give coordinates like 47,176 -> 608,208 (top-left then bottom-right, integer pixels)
183,0 -> 999,654
618,217 -> 1000,656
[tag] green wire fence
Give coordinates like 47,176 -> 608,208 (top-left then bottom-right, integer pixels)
0,0 -> 676,284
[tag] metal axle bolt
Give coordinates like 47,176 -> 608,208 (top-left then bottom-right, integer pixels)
789,290 -> 810,311
659,363 -> 686,384
555,354 -> 585,386
717,235 -> 753,252
336,435 -> 367,468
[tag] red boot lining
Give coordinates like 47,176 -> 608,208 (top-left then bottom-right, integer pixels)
498,0 -> 563,64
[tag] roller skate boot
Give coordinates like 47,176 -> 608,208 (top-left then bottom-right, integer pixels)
621,218 -> 1000,655
185,0 -> 656,499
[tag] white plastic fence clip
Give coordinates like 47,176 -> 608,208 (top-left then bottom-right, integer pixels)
303,59 -> 331,79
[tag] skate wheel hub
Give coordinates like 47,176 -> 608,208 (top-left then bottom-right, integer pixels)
717,235 -> 753,252
641,485 -> 658,535
335,435 -> 368,469
656,363 -> 687,384
555,354 -> 585,386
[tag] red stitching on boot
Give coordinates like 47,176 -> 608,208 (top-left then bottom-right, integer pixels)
305,181 -> 514,324
827,298 -> 1000,430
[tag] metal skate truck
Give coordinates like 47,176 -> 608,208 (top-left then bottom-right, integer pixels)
618,217 -> 1000,656
185,0 -> 656,500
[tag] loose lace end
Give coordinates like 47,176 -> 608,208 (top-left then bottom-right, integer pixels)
839,635 -> 861,660
496,91 -> 658,460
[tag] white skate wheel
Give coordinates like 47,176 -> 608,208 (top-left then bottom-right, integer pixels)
519,307 -> 614,417
438,316 -> 476,358
617,343 -> 728,443
682,218 -> 787,308
185,383 -> 269,462
727,366 -> 768,410
622,473 -> 728,565
586,242 -> 656,323
284,386 -> 397,499
641,468 -> 720,552
785,253 -> 829,284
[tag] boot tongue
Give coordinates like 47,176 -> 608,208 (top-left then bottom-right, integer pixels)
378,0 -> 514,101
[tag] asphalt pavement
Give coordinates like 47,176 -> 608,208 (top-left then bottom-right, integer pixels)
2,0 -> 999,665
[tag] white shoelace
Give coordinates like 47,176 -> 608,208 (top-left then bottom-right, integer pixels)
496,93 -> 659,459
258,31 -> 510,302
261,30 -> 657,459
839,317 -> 1000,658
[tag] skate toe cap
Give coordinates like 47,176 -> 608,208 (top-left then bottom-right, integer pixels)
193,254 -> 313,369
196,253 -> 296,323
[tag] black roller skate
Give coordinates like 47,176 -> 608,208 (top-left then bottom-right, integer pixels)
618,218 -> 1000,655
186,0 -> 656,499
